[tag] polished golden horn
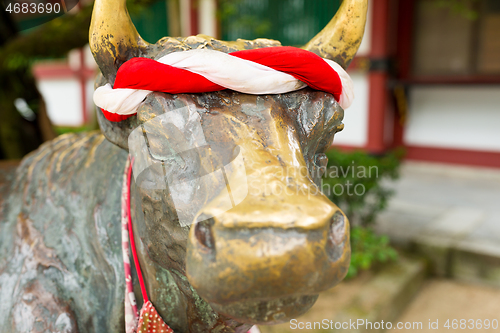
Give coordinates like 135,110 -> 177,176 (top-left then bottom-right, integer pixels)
303,0 -> 368,69
89,0 -> 148,82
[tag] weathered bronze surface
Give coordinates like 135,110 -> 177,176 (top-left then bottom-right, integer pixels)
0,0 -> 367,332
0,133 -> 126,332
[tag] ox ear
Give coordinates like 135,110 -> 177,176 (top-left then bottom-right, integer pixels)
96,107 -> 139,151
94,73 -> 140,150
303,0 -> 368,69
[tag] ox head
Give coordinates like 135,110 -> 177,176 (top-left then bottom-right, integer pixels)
90,0 -> 367,326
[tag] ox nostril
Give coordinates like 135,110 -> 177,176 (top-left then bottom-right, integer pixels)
329,212 -> 346,245
194,218 -> 215,251
326,211 -> 346,262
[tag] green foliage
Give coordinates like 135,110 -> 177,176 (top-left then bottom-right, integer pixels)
0,0 -> 158,159
0,5 -> 93,72
129,0 -> 169,43
322,148 -> 404,278
0,0 -> 158,72
54,125 -> 97,136
346,226 -> 398,279
432,0 -> 480,21
218,0 -> 272,39
218,0 -> 341,46
322,148 -> 403,227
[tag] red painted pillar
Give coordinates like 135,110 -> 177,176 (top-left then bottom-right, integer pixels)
393,0 -> 415,148
365,0 -> 391,153
190,0 -> 199,35
366,72 -> 389,153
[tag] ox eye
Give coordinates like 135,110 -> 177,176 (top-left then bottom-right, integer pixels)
311,153 -> 328,184
194,218 -> 215,251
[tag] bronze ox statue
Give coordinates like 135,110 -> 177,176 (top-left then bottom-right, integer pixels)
0,0 -> 367,331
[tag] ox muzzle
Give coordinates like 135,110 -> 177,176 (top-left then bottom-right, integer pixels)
186,144 -> 350,323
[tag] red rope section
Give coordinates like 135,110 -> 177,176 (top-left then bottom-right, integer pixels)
126,157 -> 149,303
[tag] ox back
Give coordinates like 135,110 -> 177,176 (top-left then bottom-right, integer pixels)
0,132 -> 128,332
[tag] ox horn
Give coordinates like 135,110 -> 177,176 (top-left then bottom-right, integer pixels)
89,0 -> 148,82
303,0 -> 368,69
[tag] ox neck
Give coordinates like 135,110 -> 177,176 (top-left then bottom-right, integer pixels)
124,157 -> 253,333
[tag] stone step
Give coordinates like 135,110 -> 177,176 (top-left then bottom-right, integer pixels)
374,161 -> 500,288
376,201 -> 500,288
414,235 -> 500,288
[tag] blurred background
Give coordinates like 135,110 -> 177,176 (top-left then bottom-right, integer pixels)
1,0 -> 499,332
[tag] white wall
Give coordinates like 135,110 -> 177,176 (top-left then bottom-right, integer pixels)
405,86 -> 500,151
332,0 -> 371,147
38,79 -> 82,126
332,73 -> 369,147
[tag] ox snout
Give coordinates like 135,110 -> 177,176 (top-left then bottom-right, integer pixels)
186,193 -> 350,324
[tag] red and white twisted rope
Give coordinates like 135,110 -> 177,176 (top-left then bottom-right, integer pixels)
94,47 -> 354,122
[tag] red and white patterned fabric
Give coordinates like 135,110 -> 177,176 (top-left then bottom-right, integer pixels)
122,157 -> 174,333
136,302 -> 174,333
121,157 -> 139,332
95,47 -> 354,122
